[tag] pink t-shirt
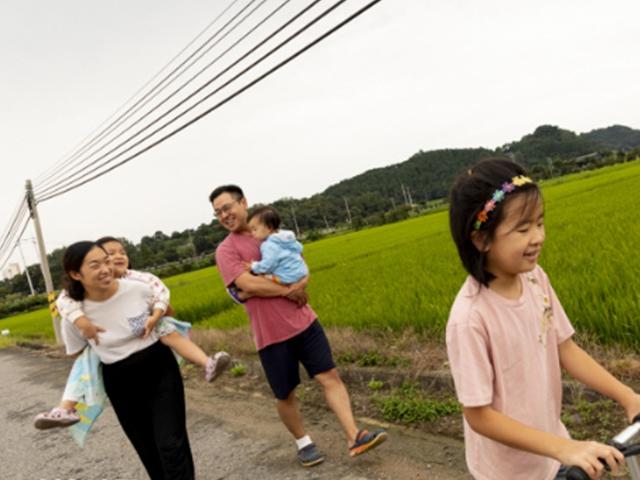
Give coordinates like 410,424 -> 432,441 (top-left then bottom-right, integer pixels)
216,232 -> 316,350
446,265 -> 575,480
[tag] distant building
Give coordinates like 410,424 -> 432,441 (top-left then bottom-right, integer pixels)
2,263 -> 21,281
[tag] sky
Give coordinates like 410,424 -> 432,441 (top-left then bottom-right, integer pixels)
1,0 -> 639,272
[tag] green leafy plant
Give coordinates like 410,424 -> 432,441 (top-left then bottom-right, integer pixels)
230,363 -> 247,377
368,378 -> 384,390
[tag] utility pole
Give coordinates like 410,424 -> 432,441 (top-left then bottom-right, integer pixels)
343,197 -> 352,224
187,230 -> 197,257
406,186 -> 414,206
16,240 -> 35,296
25,180 -> 61,344
401,184 -> 409,205
290,204 -> 301,237
546,157 -> 554,178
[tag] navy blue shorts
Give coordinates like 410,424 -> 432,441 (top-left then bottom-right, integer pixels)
258,319 -> 336,400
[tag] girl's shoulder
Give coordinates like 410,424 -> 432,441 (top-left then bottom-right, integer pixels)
447,276 -> 486,328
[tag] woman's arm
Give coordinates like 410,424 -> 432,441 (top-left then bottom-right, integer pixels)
464,405 -> 623,478
559,338 -> 640,421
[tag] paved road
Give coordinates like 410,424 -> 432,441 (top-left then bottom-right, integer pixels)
0,347 -> 468,479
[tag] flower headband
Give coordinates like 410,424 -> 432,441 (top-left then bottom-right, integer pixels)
473,175 -> 534,230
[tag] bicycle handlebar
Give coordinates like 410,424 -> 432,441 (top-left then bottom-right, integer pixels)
565,415 -> 640,480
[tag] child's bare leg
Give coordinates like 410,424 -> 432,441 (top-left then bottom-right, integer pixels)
59,399 -> 78,410
160,332 -> 208,368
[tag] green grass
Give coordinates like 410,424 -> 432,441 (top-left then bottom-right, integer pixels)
372,381 -> 461,423
0,308 -> 54,342
3,160 -> 640,346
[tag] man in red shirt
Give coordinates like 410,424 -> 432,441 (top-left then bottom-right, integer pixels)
210,185 -> 387,467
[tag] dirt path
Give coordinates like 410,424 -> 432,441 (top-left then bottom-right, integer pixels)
0,347 -> 468,479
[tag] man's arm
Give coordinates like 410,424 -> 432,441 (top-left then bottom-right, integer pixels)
235,272 -> 291,297
235,272 -> 307,306
285,274 -> 309,302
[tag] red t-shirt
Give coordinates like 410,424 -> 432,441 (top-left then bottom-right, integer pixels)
215,232 -> 316,350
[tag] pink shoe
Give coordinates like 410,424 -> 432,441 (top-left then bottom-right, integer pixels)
205,352 -> 231,382
34,407 -> 80,430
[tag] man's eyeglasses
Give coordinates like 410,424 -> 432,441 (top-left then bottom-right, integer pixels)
213,201 -> 237,218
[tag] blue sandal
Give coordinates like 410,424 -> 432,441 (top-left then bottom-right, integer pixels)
349,428 -> 388,457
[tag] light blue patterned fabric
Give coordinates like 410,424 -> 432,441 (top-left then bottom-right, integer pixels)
66,348 -> 106,447
65,316 -> 192,447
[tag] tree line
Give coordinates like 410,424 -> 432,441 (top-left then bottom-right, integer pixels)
2,124 -> 639,312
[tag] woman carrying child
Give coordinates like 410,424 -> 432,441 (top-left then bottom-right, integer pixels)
49,240 -> 197,478
34,236 -> 230,429
446,158 -> 640,480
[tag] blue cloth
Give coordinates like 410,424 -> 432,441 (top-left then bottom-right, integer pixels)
66,348 -> 106,448
65,316 -> 192,447
251,230 -> 308,284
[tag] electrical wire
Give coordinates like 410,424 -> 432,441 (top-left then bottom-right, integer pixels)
0,216 -> 30,273
0,197 -> 29,258
0,196 -> 27,247
37,0 -> 383,204
36,0 -> 271,197
34,0 -> 248,191
37,0 -> 331,200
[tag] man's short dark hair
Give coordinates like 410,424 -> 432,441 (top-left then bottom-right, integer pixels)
248,206 -> 281,231
209,185 -> 244,203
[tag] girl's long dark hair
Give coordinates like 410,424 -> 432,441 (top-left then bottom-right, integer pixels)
62,241 -> 106,301
449,157 -> 541,286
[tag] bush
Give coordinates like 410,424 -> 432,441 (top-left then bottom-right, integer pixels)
0,293 -> 49,318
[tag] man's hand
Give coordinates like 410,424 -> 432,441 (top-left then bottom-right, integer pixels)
286,279 -> 308,307
241,261 -> 253,272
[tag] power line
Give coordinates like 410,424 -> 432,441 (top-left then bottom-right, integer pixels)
39,0 -> 382,203
0,197 -> 29,258
37,0 -> 358,202
36,0 -> 274,198
0,214 -> 30,273
34,0 -> 247,191
0,196 -> 27,247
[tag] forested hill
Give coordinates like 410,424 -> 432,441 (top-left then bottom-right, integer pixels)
271,124 -> 640,231
581,125 -> 640,151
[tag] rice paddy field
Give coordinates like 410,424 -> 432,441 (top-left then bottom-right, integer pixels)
3,160 -> 640,347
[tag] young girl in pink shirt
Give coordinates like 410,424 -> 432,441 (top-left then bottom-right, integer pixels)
446,158 -> 640,480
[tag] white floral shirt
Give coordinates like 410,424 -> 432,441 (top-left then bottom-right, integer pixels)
56,269 -> 170,323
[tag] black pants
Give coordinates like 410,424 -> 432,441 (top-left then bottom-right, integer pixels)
102,342 -> 194,480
